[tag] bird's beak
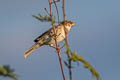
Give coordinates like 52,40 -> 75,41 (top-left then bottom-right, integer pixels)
72,23 -> 75,26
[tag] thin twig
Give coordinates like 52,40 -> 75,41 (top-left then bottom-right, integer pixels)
62,0 -> 72,80
53,0 -> 60,23
49,0 -> 52,17
62,0 -> 66,21
67,51 -> 72,80
65,36 -> 72,80
44,8 -> 50,16
51,0 -> 61,4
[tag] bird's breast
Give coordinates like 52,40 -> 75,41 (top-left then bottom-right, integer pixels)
56,28 -> 65,42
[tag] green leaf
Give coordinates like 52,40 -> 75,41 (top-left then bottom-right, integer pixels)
70,52 -> 101,80
64,43 -> 101,80
0,65 -> 7,75
32,14 -> 55,24
0,65 -> 18,80
64,43 -> 72,55
7,72 -> 18,80
3,65 -> 14,73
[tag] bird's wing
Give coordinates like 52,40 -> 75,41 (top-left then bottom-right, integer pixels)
34,28 -> 52,43
34,25 -> 61,43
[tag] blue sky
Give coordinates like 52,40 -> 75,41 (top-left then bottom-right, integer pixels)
0,0 -> 120,80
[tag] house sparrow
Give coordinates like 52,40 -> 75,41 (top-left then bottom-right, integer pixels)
24,20 -> 75,58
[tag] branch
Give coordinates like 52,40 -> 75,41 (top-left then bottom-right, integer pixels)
51,0 -> 60,4
48,0 -> 66,80
53,0 -> 60,23
49,0 -> 52,17
65,42 -> 72,80
62,0 -> 66,21
62,0 -> 72,80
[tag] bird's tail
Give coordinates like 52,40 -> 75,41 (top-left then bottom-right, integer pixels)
24,44 -> 40,58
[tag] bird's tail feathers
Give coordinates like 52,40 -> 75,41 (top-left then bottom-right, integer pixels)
24,44 -> 40,58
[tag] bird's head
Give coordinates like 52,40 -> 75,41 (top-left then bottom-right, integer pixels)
61,20 -> 75,31
61,20 -> 75,27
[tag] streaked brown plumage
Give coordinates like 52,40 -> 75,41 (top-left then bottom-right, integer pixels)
24,20 -> 75,58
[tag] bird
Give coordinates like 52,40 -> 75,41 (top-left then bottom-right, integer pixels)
24,20 -> 75,58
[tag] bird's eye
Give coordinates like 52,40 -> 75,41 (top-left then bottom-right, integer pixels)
50,31 -> 53,35
70,22 -> 73,24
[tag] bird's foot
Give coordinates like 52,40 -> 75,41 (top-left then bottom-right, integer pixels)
49,45 -> 60,53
